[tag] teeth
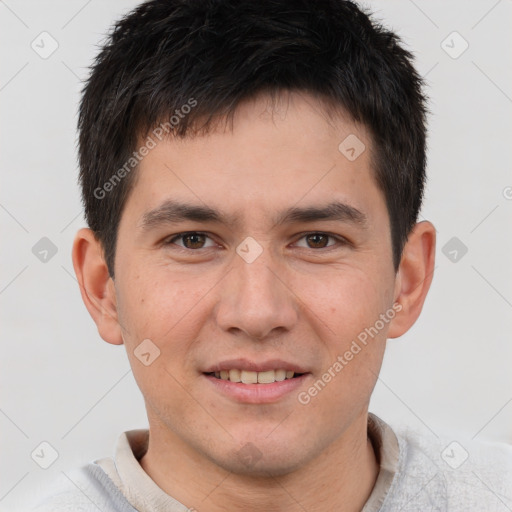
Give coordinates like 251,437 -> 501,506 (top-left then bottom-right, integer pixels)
214,369 -> 298,384
274,369 -> 286,381
257,370 -> 275,384
241,370 -> 258,384
229,369 -> 241,382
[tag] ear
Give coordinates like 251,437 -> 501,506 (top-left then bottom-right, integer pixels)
387,221 -> 436,338
72,228 -> 124,345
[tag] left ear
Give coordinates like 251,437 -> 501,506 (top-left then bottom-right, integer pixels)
388,221 -> 436,338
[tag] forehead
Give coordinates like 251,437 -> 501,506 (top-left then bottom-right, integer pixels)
125,92 -> 385,226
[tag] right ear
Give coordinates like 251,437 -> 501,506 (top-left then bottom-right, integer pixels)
71,228 -> 124,345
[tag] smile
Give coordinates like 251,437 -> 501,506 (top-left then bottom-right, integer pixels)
206,369 -> 304,384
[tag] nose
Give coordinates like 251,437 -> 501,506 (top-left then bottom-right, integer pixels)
215,248 -> 298,340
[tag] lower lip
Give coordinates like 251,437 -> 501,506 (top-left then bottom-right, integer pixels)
203,373 -> 310,404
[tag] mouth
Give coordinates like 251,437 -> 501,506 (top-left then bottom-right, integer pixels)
204,369 -> 306,384
202,360 -> 311,404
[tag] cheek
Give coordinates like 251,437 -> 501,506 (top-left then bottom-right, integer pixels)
311,271 -> 391,399
119,261 -> 206,334
299,268 -> 392,343
296,268 -> 392,405
296,275 -> 389,426
116,269 -> 214,412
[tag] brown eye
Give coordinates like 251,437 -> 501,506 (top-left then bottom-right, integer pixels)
182,233 -> 206,249
167,232 -> 215,250
305,233 -> 329,248
294,232 -> 344,250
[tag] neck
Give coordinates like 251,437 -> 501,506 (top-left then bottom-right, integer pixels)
140,413 -> 379,512
140,412 -> 379,512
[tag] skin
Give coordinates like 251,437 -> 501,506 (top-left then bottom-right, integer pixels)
73,91 -> 435,512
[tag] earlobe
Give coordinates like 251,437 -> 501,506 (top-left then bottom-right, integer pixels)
387,221 -> 436,339
71,228 -> 124,345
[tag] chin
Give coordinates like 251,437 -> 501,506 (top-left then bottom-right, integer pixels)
207,433 -> 315,478
215,449 -> 305,478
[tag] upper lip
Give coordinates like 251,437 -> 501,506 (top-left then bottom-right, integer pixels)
203,358 -> 309,374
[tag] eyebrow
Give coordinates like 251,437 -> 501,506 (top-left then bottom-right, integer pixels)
274,202 -> 368,228
139,201 -> 230,231
139,199 -> 368,232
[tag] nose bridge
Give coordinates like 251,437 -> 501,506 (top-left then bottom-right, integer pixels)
238,252 -> 281,305
216,244 -> 297,339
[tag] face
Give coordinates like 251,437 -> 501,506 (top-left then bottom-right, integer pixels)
112,92 -> 400,476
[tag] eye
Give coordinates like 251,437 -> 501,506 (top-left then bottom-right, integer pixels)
294,232 -> 344,249
166,232 -> 217,250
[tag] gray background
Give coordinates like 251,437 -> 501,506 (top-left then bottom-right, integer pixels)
1,0 -> 511,510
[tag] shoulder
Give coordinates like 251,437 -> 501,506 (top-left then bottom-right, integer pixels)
29,463 -> 137,512
385,422 -> 512,511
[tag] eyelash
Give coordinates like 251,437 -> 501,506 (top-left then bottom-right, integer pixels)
164,231 -> 349,251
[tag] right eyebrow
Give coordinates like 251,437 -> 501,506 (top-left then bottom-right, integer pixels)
138,199 -> 239,232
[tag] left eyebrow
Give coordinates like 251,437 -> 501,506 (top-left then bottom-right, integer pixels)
273,201 -> 368,229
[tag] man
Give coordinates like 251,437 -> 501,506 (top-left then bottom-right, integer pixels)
33,0 -> 511,510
